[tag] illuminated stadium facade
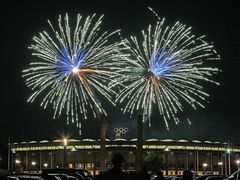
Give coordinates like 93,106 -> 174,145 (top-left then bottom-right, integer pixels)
11,138 -> 240,176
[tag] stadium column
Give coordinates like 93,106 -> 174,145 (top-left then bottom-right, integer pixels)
137,115 -> 143,171
8,136 -> 11,172
100,115 -> 106,171
26,151 -> 28,171
39,150 -> 42,171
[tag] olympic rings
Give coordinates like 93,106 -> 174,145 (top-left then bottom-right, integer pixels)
114,128 -> 128,134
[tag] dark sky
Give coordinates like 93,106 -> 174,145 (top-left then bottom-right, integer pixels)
1,0 -> 239,146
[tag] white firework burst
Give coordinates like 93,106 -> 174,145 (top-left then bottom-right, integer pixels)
114,9 -> 220,129
23,13 -> 124,128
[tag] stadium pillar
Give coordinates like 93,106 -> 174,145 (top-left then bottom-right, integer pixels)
100,115 -> 106,172
8,136 -> 11,172
137,115 -> 143,171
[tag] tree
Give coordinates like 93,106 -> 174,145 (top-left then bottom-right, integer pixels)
143,151 -> 162,174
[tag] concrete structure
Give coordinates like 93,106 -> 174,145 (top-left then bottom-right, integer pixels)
10,139 -> 240,176
136,115 -> 143,171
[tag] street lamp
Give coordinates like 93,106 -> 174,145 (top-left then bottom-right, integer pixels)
31,161 -> 36,172
203,163 -> 208,175
236,160 -> 240,170
14,159 -> 21,173
63,138 -> 68,168
63,138 -> 68,146
15,159 -> 21,164
218,162 -> 223,174
11,149 -> 16,173
43,163 -> 48,168
226,148 -> 231,175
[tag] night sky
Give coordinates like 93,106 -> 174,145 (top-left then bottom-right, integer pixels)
1,0 -> 239,148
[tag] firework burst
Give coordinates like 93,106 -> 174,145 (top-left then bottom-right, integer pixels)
114,9 -> 220,129
23,13 -> 123,129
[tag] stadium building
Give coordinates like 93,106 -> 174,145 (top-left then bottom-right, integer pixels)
10,137 -> 240,176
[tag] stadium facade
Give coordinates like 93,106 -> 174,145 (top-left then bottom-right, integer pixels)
10,138 -> 240,176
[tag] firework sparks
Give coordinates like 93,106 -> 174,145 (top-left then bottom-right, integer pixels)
114,10 -> 220,129
23,13 -> 123,130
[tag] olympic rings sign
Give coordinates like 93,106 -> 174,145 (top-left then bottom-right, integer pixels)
114,128 -> 128,134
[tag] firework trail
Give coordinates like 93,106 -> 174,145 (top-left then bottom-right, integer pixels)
23,14 -> 123,131
114,9 -> 220,129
